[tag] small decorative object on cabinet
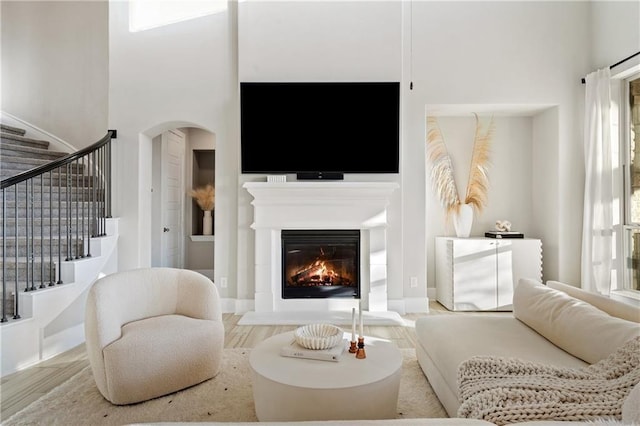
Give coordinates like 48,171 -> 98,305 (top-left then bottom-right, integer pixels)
435,236 -> 542,311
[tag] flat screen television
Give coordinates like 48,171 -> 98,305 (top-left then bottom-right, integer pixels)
240,82 -> 400,179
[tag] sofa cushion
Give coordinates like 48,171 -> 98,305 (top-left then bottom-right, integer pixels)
547,280 -> 640,323
414,314 -> 589,414
513,278 -> 640,364
102,314 -> 224,405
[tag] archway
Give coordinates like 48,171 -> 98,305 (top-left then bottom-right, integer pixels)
139,121 -> 216,280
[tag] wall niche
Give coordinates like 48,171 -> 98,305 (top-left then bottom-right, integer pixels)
191,149 -> 215,236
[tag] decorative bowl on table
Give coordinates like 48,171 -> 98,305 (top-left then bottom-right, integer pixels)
294,323 -> 343,350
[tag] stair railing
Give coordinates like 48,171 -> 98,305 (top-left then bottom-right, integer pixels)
0,130 -> 116,322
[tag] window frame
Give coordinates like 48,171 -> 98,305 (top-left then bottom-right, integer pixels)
617,72 -> 640,300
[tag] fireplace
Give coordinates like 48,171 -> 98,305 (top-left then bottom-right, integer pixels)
281,230 -> 360,299
243,181 -> 399,313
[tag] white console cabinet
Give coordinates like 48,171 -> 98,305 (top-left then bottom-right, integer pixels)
435,237 -> 542,311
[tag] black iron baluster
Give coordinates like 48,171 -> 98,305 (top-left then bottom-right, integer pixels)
96,147 -> 101,237
75,158 -> 80,258
13,185 -> 20,319
57,167 -> 63,284
40,175 -> 45,288
81,156 -> 86,257
25,181 -> 30,292
49,170 -> 54,286
100,146 -> 105,236
73,159 -> 80,259
30,179 -> 35,291
66,163 -> 71,261
106,140 -> 112,218
87,153 -> 92,257
2,188 -> 7,323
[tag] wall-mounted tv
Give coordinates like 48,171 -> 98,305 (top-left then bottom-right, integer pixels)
240,82 -> 400,180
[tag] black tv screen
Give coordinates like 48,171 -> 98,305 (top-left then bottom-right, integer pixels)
240,82 -> 400,176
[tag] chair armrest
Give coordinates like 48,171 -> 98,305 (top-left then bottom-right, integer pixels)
175,269 -> 222,322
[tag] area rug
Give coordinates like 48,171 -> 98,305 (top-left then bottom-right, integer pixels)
3,349 -> 447,425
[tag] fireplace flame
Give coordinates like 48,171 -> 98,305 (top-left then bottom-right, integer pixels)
290,259 -> 348,286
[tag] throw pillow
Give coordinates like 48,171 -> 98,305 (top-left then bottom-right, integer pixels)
513,278 -> 640,364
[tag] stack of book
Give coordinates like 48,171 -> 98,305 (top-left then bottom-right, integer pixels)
280,338 -> 348,362
485,231 -> 524,239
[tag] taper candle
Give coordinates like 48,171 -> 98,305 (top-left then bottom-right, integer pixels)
351,307 -> 356,342
359,300 -> 363,338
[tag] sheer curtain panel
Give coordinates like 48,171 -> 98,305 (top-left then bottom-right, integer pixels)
581,67 -> 614,295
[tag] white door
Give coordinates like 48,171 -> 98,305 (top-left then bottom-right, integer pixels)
160,129 -> 185,268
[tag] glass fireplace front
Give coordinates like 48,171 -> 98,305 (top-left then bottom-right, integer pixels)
281,229 -> 360,299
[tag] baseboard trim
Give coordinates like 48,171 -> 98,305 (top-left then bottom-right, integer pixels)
225,298 -> 431,315
388,297 -> 430,314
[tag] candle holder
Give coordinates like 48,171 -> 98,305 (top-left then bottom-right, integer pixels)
349,340 -> 357,353
355,336 -> 366,359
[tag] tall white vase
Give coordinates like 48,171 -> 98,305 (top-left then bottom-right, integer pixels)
203,210 -> 213,235
453,203 -> 473,238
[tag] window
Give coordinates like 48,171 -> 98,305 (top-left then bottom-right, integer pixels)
129,0 -> 227,33
621,74 -> 640,296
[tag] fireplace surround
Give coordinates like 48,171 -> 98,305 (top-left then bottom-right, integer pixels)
243,181 -> 398,314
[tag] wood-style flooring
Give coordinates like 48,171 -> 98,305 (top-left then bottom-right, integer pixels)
0,302 -> 454,421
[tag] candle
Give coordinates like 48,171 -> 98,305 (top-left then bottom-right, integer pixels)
351,307 -> 356,342
359,300 -> 363,338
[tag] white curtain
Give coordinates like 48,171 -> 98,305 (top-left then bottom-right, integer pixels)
581,67 -> 614,295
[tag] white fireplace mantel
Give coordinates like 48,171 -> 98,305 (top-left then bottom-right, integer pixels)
243,181 -> 399,314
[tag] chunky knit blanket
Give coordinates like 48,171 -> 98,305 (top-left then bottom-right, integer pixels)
457,336 -> 640,425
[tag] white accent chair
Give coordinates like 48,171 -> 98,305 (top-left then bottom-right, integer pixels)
85,267 -> 224,405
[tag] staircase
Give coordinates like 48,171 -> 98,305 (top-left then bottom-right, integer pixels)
0,121 -> 118,376
1,125 -> 69,311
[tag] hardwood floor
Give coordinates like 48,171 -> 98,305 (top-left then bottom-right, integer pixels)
0,303 -> 452,421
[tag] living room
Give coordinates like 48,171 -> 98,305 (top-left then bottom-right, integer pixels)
3,0 -> 638,310
1,0 -> 639,424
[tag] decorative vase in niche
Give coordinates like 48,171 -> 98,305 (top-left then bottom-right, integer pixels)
203,210 -> 213,236
453,203 -> 473,238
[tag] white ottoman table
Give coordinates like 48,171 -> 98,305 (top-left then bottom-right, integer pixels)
249,331 -> 403,422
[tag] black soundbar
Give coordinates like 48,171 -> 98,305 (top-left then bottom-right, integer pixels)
296,172 -> 344,180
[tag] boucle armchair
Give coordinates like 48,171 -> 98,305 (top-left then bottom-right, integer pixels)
85,267 -> 225,405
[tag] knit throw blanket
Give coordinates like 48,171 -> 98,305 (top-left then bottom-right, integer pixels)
457,336 -> 640,425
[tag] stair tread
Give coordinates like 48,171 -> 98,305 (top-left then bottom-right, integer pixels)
0,132 -> 51,148
0,143 -> 68,159
0,124 -> 27,137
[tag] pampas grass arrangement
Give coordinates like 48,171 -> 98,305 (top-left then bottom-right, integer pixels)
188,184 -> 215,211
426,113 -> 494,221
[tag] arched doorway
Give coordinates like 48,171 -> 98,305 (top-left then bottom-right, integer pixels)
141,122 -> 215,280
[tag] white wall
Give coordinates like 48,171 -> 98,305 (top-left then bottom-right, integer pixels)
237,0 -> 591,305
1,1 -> 108,149
108,1 -> 238,301
236,1 -> 405,305
7,0 -> 639,314
590,1 -> 640,72
410,1 -> 591,292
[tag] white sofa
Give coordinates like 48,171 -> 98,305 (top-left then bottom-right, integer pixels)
127,280 -> 639,426
415,278 -> 640,424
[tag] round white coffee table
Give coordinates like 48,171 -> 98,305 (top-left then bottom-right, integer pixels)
249,330 -> 402,422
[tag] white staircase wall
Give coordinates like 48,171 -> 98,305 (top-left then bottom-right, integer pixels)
0,218 -> 119,377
